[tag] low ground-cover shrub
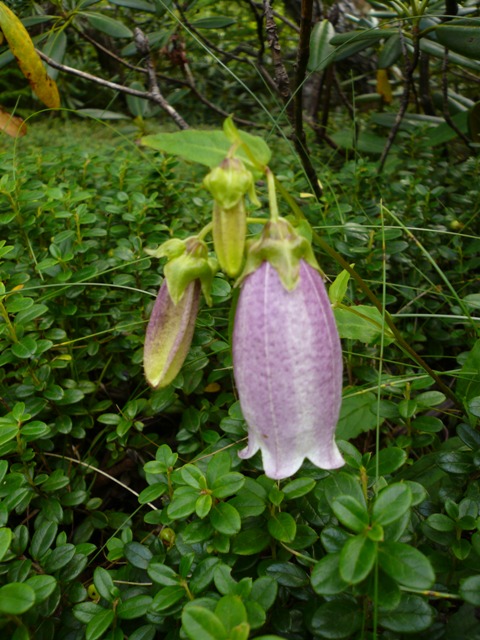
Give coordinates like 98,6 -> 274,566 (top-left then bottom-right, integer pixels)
0,119 -> 479,639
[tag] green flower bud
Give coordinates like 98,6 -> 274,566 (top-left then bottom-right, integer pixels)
211,200 -> 247,278
237,217 -> 320,291
204,157 -> 260,278
203,157 -> 257,209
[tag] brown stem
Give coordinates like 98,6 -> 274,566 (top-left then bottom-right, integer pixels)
38,48 -> 189,130
134,28 -> 189,130
378,28 -> 421,173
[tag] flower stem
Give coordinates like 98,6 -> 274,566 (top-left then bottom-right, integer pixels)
197,221 -> 213,241
266,167 -> 279,222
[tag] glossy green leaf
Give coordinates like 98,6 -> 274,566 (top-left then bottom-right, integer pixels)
0,527 -> 11,561
436,19 -> 480,61
93,566 -> 116,602
340,534 -> 377,584
0,583 -> 36,614
366,447 -> 407,475
311,553 -> 349,595
182,606 -> 228,640
308,19 -> 336,71
141,128 -> 271,171
86,609 -> 115,640
459,575 -> 480,605
378,542 -> 435,589
311,598 -> 362,638
83,12 -> 133,38
267,511 -> 297,542
372,484 -> 412,526
332,495 -> 369,533
151,585 -> 186,611
210,502 -> 241,535
215,595 -> 248,633
117,595 -> 153,619
378,594 -> 434,632
378,33 -> 402,68
232,528 -> 270,555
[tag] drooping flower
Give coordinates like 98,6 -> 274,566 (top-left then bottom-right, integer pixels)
143,236 -> 216,389
144,279 -> 200,389
232,221 -> 344,480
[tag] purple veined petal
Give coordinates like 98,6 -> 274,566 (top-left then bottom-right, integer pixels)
233,260 -> 344,480
144,279 -> 200,389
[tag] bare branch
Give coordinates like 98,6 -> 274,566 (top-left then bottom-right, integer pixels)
38,49 -> 189,130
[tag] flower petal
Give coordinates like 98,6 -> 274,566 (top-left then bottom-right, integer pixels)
233,260 -> 344,479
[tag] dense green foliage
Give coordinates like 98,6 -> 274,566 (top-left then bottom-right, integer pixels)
0,115 -> 479,639
0,0 -> 480,638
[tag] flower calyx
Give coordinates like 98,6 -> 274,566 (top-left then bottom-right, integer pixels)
237,217 -> 320,291
149,236 -> 217,306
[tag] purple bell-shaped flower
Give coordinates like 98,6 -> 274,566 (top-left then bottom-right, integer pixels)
232,219 -> 344,479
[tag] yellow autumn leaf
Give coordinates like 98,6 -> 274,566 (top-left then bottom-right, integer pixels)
377,69 -> 393,104
0,107 -> 27,137
0,1 -> 60,109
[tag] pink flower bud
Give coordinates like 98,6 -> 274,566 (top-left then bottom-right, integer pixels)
144,279 -> 200,389
233,260 -> 344,479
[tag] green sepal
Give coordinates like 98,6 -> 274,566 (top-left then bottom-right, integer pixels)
164,237 -> 217,306
145,238 -> 186,260
236,218 -> 320,291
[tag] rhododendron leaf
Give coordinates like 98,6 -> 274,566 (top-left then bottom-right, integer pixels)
0,2 -> 60,108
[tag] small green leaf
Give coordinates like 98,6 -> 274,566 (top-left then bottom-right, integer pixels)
311,553 -> 349,595
85,609 -> 115,640
196,493 -> 213,518
378,594 -> 434,633
147,562 -> 179,586
460,575 -> 480,605
332,495 -> 369,533
141,128 -> 270,172
0,527 -> 12,561
340,534 -> 377,584
232,528 -> 270,555
267,511 -> 297,543
366,447 -> 407,475
0,583 -> 36,614
215,595 -> 248,633
151,585 -> 186,611
282,477 -> 315,499
311,598 -> 362,638
117,595 -> 153,619
378,542 -> 435,589
334,305 -> 395,345
182,605 -> 228,640
265,562 -> 309,587
372,484 -> 412,526
93,566 -> 116,602
210,502 -> 241,535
